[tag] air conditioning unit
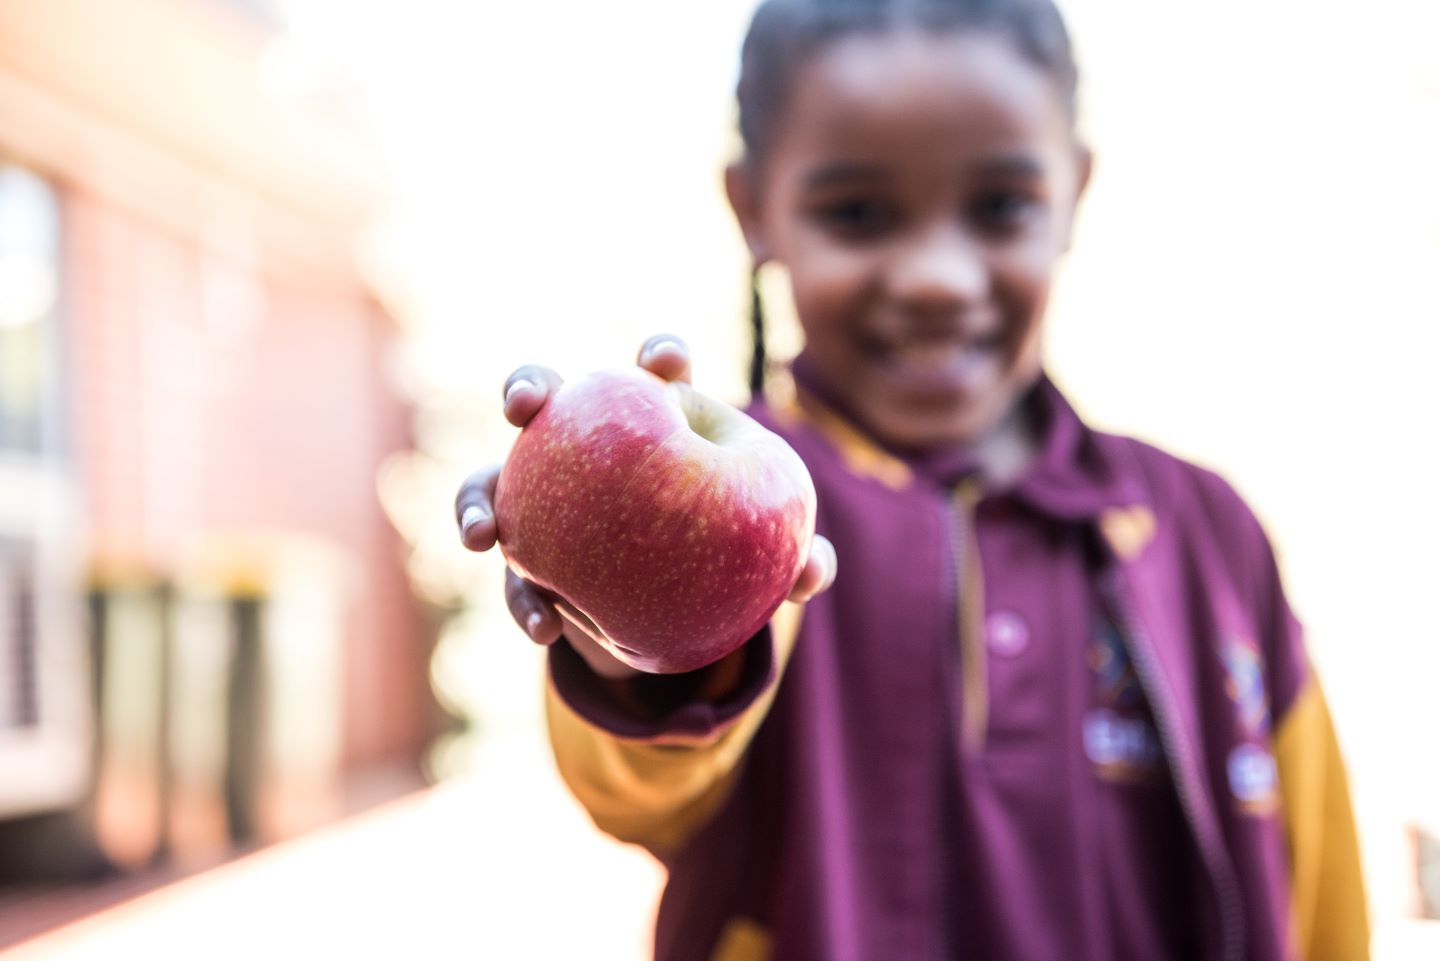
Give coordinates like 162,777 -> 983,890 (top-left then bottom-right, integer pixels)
0,462 -> 90,819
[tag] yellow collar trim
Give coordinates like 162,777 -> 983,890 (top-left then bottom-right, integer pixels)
769,372 -> 913,491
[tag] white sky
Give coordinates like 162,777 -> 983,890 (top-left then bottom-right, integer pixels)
272,0 -> 764,400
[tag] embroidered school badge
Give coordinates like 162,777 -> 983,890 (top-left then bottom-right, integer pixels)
1221,635 -> 1279,815
1084,620 -> 1165,782
1222,635 -> 1271,737
1227,743 -> 1280,816
1089,618 -> 1144,711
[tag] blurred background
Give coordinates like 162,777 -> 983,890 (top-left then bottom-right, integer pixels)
0,0 -> 1436,958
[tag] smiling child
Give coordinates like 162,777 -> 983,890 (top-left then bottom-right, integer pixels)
455,2 -> 1369,958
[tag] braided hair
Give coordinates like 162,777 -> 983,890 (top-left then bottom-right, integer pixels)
735,0 -> 1080,397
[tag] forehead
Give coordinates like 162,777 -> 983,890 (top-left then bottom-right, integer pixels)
772,28 -> 1073,170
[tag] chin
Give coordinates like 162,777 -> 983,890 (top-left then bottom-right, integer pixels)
866,381 -> 1030,454
877,393 -> 997,447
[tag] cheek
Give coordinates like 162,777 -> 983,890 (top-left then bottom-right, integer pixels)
994,241 -> 1059,345
785,236 -> 878,315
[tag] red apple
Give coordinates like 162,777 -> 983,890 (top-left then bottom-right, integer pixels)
493,367 -> 816,674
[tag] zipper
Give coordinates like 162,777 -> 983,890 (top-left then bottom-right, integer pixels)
1103,568 -> 1245,961
952,480 -> 987,754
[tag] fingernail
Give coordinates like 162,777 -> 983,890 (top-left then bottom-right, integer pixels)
504,378 -> 537,405
642,338 -> 684,362
460,505 -> 487,537
525,611 -> 543,639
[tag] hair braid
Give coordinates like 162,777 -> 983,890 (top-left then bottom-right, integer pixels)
748,266 -> 768,399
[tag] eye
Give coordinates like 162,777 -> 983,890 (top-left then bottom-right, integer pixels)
809,195 -> 899,241
968,189 -> 1041,236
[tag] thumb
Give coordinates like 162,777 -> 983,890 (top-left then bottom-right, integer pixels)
788,535 -> 837,603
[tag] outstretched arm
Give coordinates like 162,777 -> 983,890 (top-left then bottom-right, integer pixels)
455,334 -> 836,858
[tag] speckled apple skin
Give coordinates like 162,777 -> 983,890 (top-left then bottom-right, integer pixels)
494,368 -> 816,674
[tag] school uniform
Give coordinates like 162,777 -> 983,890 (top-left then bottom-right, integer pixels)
546,360 -> 1369,961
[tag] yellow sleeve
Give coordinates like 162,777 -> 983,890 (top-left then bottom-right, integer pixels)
545,602 -> 803,860
1274,678 -> 1371,961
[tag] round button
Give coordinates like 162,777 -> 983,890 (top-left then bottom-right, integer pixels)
986,610 -> 1030,657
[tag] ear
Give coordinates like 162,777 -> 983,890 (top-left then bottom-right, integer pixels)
725,161 -> 772,264
1061,144 -> 1094,253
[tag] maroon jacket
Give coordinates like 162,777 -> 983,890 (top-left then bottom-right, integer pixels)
545,371 -> 1368,961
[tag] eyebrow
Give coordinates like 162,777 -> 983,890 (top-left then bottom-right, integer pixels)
802,162 -> 888,191
801,153 -> 1048,191
970,154 -> 1046,178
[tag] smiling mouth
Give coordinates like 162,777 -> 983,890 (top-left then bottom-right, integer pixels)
863,337 -> 1004,393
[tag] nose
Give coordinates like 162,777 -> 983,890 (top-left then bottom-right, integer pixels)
886,222 -> 989,316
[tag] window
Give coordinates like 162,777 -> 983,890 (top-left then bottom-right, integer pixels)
0,163 -> 86,818
0,164 -> 60,456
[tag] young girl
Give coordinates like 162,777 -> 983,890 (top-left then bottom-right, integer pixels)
455,1 -> 1369,958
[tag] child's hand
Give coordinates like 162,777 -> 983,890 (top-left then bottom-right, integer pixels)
454,334 -> 837,680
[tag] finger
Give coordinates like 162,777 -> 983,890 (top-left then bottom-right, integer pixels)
455,465 -> 501,551
788,534 -> 837,603
502,365 -> 564,427
559,614 -> 642,680
637,334 -> 692,384
505,569 -> 563,645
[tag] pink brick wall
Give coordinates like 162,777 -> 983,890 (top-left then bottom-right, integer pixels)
64,187 -> 428,770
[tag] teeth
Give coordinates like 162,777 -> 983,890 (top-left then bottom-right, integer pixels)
896,342 -> 989,369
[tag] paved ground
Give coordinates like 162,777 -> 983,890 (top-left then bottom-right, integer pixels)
1,730 -> 664,960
